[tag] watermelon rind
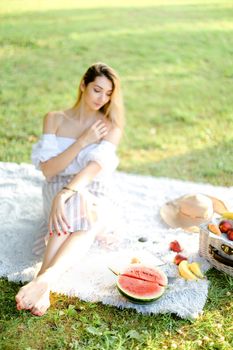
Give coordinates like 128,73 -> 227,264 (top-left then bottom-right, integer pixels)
117,283 -> 165,304
116,264 -> 168,304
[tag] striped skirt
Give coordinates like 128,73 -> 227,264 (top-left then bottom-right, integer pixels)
33,174 -> 111,255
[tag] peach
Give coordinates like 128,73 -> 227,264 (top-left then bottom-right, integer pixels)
208,223 -> 221,236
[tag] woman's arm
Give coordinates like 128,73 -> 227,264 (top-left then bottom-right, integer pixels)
49,126 -> 122,234
40,112 -> 108,178
63,125 -> 122,191
49,162 -> 102,234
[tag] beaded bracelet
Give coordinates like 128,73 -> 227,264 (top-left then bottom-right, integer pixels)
62,186 -> 78,193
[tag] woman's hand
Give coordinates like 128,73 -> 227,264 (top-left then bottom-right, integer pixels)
49,190 -> 71,235
79,120 -> 108,148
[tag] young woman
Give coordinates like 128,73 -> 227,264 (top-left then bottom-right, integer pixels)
15,62 -> 124,316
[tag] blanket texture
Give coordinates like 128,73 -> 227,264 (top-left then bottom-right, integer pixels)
1,162 -> 232,319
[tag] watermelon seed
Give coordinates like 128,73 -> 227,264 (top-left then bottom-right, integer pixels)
122,273 -> 166,287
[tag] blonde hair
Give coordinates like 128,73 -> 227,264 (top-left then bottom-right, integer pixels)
73,62 -> 125,130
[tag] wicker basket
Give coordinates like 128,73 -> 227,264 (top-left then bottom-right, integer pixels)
199,222 -> 233,276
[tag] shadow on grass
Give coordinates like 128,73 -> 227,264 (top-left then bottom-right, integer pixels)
121,138 -> 233,186
0,278 -> 22,321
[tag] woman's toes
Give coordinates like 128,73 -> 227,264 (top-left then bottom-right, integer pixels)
16,296 -> 28,310
15,279 -> 50,315
15,292 -> 24,304
15,287 -> 27,304
31,308 -> 41,316
19,296 -> 29,310
24,301 -> 33,310
16,303 -> 24,311
31,307 -> 45,317
30,295 -> 50,316
16,298 -> 32,311
39,305 -> 49,315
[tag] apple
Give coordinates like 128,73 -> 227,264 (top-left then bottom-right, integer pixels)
227,228 -> 233,241
219,220 -> 233,233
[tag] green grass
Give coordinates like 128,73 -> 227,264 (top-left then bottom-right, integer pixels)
1,0 -> 233,184
0,0 -> 233,349
0,271 -> 232,350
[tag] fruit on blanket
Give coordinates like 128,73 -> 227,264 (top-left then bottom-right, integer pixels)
122,264 -> 168,284
131,257 -> 141,264
188,262 -> 204,279
169,240 -> 183,253
227,229 -> 233,241
116,264 -> 168,303
178,260 -> 198,281
208,223 -> 221,236
174,254 -> 188,265
222,212 -> 233,220
219,220 -> 232,233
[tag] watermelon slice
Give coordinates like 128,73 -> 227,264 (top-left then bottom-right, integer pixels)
116,264 -> 167,304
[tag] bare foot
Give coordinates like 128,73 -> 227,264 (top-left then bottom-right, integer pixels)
30,292 -> 51,316
15,275 -> 50,312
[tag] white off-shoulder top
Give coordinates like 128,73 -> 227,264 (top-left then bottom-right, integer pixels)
31,134 -> 119,178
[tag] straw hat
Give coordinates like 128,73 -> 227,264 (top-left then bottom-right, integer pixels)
160,193 -> 229,233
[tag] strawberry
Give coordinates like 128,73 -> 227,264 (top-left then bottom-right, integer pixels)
174,254 -> 188,265
169,240 -> 183,253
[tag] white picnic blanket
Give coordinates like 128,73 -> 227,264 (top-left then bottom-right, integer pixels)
1,162 -> 232,319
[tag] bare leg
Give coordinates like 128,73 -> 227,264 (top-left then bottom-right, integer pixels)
15,231 -> 70,312
37,194 -> 100,276
15,222 -> 104,316
37,233 -> 70,275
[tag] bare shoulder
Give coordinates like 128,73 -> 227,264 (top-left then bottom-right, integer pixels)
103,125 -> 122,146
96,113 -> 122,146
42,111 -> 65,134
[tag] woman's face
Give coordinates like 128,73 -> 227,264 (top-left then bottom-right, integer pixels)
82,75 -> 113,111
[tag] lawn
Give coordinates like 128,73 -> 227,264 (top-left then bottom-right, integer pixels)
0,0 -> 232,349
